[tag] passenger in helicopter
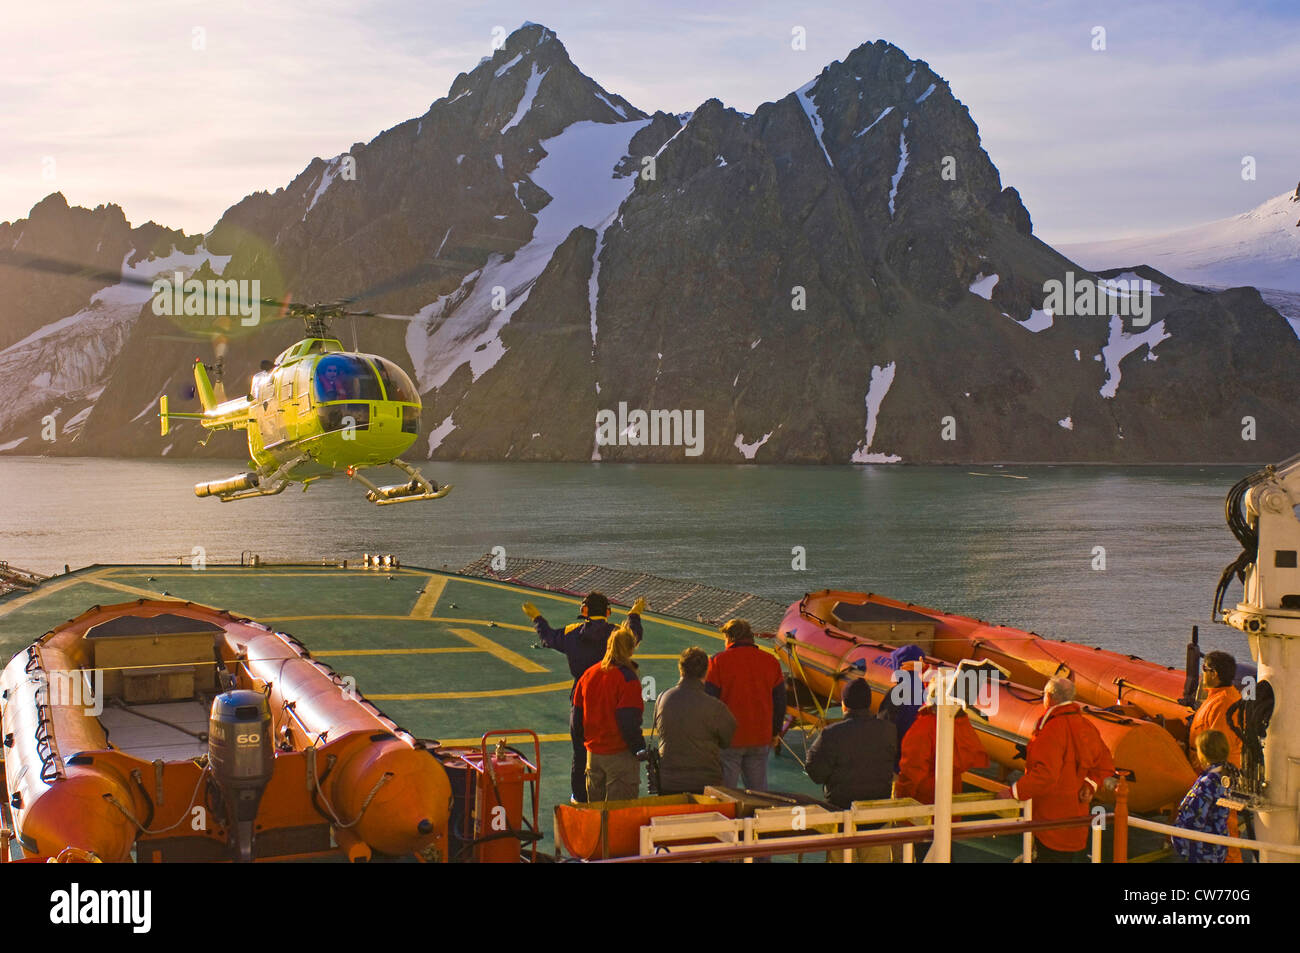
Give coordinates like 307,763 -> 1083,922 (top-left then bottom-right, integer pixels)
318,362 -> 352,401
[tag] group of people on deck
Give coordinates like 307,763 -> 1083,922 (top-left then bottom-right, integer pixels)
522,591 -> 1247,863
522,593 -> 784,804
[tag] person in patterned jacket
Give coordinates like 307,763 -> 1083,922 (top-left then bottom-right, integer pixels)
1172,730 -> 1233,863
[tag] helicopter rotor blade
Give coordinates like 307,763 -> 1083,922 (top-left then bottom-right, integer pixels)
2,248 -> 471,337
0,249 -> 303,314
0,250 -> 161,290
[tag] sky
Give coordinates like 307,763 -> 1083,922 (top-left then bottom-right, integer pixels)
2,0 -> 1297,244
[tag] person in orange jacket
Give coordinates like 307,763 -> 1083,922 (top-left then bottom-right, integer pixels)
1190,651 -> 1243,862
1191,652 -> 1242,768
1000,677 -> 1115,862
896,682 -> 989,805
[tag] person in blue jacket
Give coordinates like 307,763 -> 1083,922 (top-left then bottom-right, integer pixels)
1173,730 -> 1234,863
522,591 -> 645,802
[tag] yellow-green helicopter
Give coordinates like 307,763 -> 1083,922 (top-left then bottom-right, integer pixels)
160,304 -> 451,505
0,250 -> 451,505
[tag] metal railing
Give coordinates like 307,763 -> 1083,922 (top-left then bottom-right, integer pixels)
598,805 -> 1105,864
460,554 -> 790,631
1109,777 -> 1297,862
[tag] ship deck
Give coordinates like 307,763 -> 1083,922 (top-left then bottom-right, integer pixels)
0,562 -> 1169,862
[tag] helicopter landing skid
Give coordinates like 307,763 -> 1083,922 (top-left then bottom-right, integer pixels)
346,460 -> 453,505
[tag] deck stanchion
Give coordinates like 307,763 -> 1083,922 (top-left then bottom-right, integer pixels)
932,672 -> 956,863
1113,772 -> 1130,863
1022,801 -> 1033,862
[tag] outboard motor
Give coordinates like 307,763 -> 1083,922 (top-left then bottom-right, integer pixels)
208,690 -> 274,862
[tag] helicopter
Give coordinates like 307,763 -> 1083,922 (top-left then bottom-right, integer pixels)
1,250 -> 452,505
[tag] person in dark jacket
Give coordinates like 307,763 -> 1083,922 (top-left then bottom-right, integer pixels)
523,591 -> 645,802
805,679 -> 898,808
877,645 -> 925,769
653,647 -> 737,795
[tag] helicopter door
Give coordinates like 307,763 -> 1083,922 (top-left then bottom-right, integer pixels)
257,369 -> 289,449
286,360 -> 312,441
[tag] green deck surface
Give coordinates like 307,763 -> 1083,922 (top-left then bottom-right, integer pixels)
0,564 -> 1168,862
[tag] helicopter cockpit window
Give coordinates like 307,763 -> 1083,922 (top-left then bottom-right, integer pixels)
373,358 -> 418,403
314,355 -> 381,402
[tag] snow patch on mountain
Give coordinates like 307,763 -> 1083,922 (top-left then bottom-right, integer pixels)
851,362 -> 901,463
426,414 -> 456,456
1058,416 -> 1073,431
304,155 -> 344,219
495,53 -> 523,77
62,405 -> 93,434
1016,309 -> 1054,333
594,90 -> 628,119
795,78 -> 835,168
502,63 -> 548,134
734,431 -> 772,460
888,130 -> 909,218
855,105 -> 893,138
969,272 -> 998,300
407,118 -> 650,392
915,83 -> 936,103
588,211 -> 616,352
1099,315 -> 1171,398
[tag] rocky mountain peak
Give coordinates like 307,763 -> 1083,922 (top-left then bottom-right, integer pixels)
2,30 -> 1295,466
439,21 -> 645,143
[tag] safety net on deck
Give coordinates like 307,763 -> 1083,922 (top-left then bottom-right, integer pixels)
459,555 -> 790,633
0,563 -> 45,599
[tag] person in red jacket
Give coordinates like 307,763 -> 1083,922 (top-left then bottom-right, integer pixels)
573,625 -> 646,802
896,685 -> 989,805
1001,677 -> 1116,862
705,619 -> 786,792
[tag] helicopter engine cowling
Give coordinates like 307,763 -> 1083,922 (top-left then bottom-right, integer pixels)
195,472 -> 260,498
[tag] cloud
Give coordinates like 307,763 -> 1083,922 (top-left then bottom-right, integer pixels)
1,0 -> 1296,246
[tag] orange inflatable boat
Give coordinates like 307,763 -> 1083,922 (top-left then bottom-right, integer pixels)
0,599 -> 452,862
775,593 -> 1198,813
797,590 -> 1201,740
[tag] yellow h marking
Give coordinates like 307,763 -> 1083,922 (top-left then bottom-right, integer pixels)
409,576 -> 448,618
449,627 -> 547,673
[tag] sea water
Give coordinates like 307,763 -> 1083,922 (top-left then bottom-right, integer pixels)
0,457 -> 1253,665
